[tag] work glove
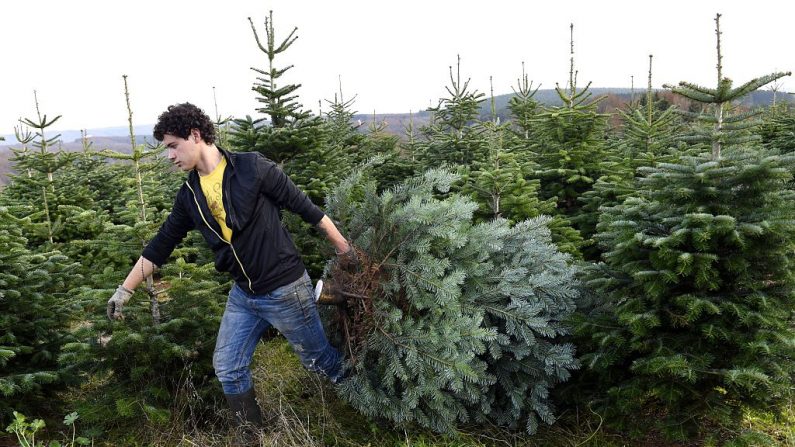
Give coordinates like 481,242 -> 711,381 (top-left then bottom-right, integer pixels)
106,285 -> 134,320
336,245 -> 359,273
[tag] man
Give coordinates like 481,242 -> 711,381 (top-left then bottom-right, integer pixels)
106,102 -> 351,429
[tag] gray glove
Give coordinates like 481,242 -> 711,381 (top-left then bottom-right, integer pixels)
336,246 -> 359,273
107,285 -> 134,320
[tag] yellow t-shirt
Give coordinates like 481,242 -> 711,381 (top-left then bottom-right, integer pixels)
199,157 -> 233,242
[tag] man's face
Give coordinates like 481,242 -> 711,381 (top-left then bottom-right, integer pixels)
163,133 -> 199,171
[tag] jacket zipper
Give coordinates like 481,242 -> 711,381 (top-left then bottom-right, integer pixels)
185,181 -> 255,293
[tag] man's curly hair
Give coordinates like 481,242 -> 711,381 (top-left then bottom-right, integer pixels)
153,103 -> 216,144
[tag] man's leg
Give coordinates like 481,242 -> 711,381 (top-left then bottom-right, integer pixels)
257,272 -> 345,383
214,284 -> 269,426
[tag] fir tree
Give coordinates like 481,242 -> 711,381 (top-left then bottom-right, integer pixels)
575,14 -> 794,439
211,86 -> 233,150
3,94 -> 68,245
1,93 -> 97,247
68,130 -> 129,220
503,66 -> 586,257
402,110 -> 422,164
226,114 -> 264,153
63,257 -> 229,431
759,103 -> 795,154
233,11 -> 324,166
281,81 -> 367,278
324,79 -> 364,152
576,55 -> 681,259
507,62 -> 542,142
322,165 -> 579,434
0,208 -> 81,422
531,25 -> 609,222
98,76 -> 168,322
419,56 -> 487,167
359,110 -> 416,193
461,78 -> 551,224
289,80 -> 361,204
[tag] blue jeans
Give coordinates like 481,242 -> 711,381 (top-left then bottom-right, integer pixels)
213,271 -> 343,395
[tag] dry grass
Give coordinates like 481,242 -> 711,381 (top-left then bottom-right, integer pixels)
107,338 -> 794,447
149,338 -> 623,447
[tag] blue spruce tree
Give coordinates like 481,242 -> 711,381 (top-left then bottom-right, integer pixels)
321,165 -> 579,434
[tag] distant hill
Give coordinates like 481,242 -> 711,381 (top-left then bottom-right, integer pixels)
351,111 -> 433,137
482,88 -> 793,117
350,88 -> 794,137
0,124 -> 155,146
0,135 -> 154,186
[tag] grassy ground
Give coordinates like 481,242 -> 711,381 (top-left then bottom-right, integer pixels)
142,338 -> 794,447
3,337 -> 791,446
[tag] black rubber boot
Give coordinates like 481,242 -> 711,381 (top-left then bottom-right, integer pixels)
225,388 -> 264,428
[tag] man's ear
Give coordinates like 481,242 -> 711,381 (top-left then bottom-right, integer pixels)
191,129 -> 201,143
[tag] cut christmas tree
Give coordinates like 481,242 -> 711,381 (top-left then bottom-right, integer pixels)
318,164 -> 580,434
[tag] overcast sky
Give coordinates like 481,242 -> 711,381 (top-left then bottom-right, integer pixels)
1,0 -> 792,137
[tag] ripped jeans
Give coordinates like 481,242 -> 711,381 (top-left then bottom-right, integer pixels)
213,271 -> 344,395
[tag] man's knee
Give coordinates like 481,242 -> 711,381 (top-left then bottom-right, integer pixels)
297,343 -> 342,378
213,348 -> 249,389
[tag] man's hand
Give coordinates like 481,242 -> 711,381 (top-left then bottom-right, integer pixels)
107,285 -> 134,320
336,245 -> 360,273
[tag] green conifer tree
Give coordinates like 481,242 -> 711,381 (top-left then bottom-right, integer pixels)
759,103 -> 795,154
531,25 -> 609,222
0,208 -> 81,422
503,66 -> 585,257
60,80 -> 227,432
419,56 -> 487,167
461,78 -> 551,224
575,14 -> 794,439
322,166 -> 579,434
1,93 -> 98,247
62,256 -> 229,431
289,80 -> 361,203
70,130 -> 124,216
97,76 -> 169,321
211,86 -> 233,150
232,11 -> 324,166
359,110 -> 416,193
280,81 -> 367,278
576,55 -> 681,259
226,114 -> 264,153
3,95 -> 69,245
507,62 -> 541,142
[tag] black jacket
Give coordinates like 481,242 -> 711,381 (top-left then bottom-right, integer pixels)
142,148 -> 325,294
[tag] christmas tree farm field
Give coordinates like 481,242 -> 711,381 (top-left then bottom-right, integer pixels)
6,339 -> 789,446
5,337 -> 791,445
126,338 -> 794,447
140,337 -> 632,447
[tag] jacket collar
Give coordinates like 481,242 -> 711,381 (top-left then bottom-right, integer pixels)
218,146 -> 236,168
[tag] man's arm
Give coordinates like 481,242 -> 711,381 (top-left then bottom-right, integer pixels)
315,215 -> 351,254
316,215 -> 360,275
122,256 -> 157,290
256,155 -> 354,256
108,191 -> 193,320
257,156 -> 325,224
